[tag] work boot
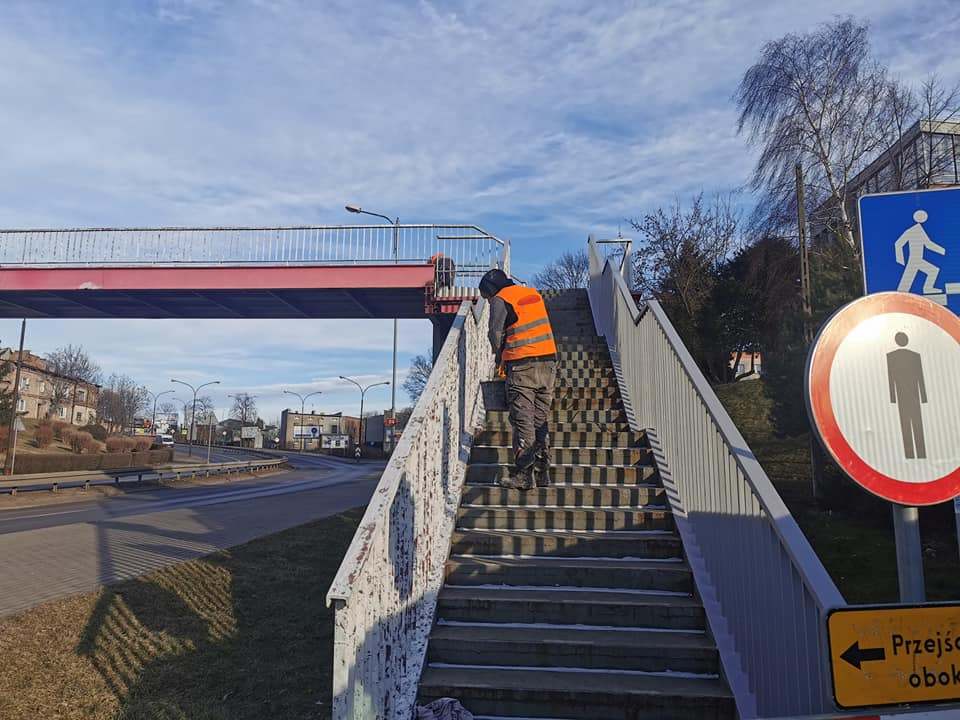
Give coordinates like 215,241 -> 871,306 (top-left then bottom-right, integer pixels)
498,466 -> 534,490
534,449 -> 550,487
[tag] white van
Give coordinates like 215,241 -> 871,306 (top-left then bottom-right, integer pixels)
157,434 -> 175,447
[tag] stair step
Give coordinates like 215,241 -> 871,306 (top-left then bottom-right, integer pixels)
450,528 -> 680,559
446,555 -> 690,592
550,398 -> 624,412
483,420 -> 633,434
461,484 -> 665,509
466,463 -> 655,486
437,585 -> 705,630
456,506 -> 673,532
486,410 -> 627,425
427,623 -> 718,674
418,666 -> 735,720
553,386 -> 621,399
471,446 -> 648,466
554,340 -> 606,351
555,349 -> 609,360
475,430 -> 640,447
556,368 -> 616,379
555,359 -> 614,370
556,376 -> 616,388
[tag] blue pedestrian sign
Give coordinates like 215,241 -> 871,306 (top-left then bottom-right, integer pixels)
860,187 -> 960,313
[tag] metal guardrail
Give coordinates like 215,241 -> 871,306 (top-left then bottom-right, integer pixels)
587,237 -> 846,719
0,458 -> 285,495
326,298 -> 493,720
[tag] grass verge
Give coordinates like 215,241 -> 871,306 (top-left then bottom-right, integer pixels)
0,506 -> 365,720
715,379 -> 960,604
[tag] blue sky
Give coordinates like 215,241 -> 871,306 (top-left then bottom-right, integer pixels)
0,0 -> 957,423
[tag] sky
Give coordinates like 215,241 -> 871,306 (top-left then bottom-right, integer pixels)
0,0 -> 957,423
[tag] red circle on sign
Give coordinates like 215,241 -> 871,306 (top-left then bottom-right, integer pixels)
807,292 -> 960,506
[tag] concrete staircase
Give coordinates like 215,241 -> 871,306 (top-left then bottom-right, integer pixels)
418,289 -> 735,719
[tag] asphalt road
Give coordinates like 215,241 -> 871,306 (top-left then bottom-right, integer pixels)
0,450 -> 384,618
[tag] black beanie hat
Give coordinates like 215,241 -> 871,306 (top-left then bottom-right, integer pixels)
479,268 -> 513,298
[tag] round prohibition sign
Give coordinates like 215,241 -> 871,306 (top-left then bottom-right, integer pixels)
806,292 -> 960,506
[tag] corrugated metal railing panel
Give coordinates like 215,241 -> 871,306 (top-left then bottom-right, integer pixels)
587,237 -> 845,719
325,298 -> 493,720
0,224 -> 507,291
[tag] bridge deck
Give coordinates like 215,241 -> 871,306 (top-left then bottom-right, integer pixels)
0,264 -> 440,318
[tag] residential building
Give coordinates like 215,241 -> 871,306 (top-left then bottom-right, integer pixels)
0,349 -> 100,425
279,410 -> 359,451
813,119 -> 960,246
729,352 -> 763,381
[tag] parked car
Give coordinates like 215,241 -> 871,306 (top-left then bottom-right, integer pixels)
156,434 -> 174,447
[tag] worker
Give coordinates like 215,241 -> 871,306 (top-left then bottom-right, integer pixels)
430,252 -> 457,290
478,268 -> 556,490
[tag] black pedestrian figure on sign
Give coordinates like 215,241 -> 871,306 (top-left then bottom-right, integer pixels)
887,332 -> 928,459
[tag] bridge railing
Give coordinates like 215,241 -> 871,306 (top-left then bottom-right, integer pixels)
326,298 -> 493,720
587,237 -> 846,719
0,224 -> 507,290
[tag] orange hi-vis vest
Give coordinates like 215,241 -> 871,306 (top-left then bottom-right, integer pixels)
497,285 -> 558,362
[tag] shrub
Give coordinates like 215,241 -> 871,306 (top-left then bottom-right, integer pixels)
70,431 -> 93,454
34,424 -> 54,448
134,437 -> 152,452
0,426 -> 8,447
105,436 -> 126,453
82,434 -> 100,454
123,437 -> 139,453
62,427 -> 77,445
82,423 -> 108,442
52,421 -> 68,440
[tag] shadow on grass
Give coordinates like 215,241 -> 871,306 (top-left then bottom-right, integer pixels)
75,507 -> 365,720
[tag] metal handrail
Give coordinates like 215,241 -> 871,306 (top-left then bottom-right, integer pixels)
0,458 -> 284,495
0,224 -> 505,268
587,236 -> 845,718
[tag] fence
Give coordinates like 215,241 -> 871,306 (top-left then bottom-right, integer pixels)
326,298 -> 493,720
0,457 -> 285,495
587,237 -> 846,719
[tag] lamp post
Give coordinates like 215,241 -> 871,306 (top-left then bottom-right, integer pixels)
283,390 -> 322,452
171,378 -> 220,456
339,376 -> 389,457
345,204 -> 399,453
146,389 -> 175,434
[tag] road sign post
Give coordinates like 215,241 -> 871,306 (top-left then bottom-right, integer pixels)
892,504 -> 925,603
828,604 -> 960,709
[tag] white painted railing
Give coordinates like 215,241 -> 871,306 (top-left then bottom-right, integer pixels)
326,299 -> 493,720
587,237 -> 846,719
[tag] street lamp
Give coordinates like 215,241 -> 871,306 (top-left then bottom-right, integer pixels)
283,389 -> 322,452
339,376 -> 389,456
345,203 -> 400,453
146,389 -> 175,433
171,378 -> 220,456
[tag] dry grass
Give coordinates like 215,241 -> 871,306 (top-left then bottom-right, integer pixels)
716,379 -> 960,603
0,506 -> 365,720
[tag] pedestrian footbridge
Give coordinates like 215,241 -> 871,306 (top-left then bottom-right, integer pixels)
326,238 -> 859,719
0,225 -> 504,319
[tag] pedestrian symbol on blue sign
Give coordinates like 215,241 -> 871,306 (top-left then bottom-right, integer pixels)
861,187 -> 960,312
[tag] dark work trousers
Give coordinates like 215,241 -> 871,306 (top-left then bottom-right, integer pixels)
506,357 -> 557,469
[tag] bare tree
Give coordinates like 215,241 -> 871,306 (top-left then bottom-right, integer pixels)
230,393 -> 258,425
736,18 -> 915,248
629,192 -> 741,317
96,373 -> 148,433
45,345 -> 102,418
532,249 -> 590,290
402,353 -> 433,404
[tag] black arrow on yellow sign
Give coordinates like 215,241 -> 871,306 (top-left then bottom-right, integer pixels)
841,641 -> 886,670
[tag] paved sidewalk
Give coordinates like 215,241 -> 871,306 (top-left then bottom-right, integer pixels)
0,460 -> 380,618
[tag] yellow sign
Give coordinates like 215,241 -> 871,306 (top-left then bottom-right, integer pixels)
828,604 -> 960,709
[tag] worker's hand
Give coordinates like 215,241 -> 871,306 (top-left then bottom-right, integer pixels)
497,363 -> 506,379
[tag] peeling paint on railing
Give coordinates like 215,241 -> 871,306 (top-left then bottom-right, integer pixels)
326,299 -> 493,720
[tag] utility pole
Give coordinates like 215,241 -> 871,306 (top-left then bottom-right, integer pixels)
795,161 -> 813,343
796,161 -> 823,499
4,319 -> 26,475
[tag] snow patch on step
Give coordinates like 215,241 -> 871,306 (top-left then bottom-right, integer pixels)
427,662 -> 719,680
435,619 -> 704,634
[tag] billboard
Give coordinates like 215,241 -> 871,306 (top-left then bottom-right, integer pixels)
240,426 -> 259,440
294,425 -> 321,439
322,434 -> 350,449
